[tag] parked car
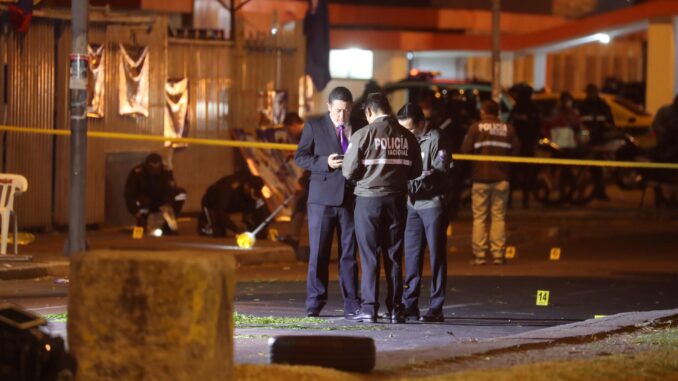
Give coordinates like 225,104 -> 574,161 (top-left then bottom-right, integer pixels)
375,77 -> 513,120
531,92 -> 655,149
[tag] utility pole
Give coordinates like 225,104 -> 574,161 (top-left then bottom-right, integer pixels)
66,0 -> 88,255
491,0 -> 501,101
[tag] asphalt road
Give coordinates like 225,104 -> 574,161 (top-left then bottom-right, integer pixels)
1,211 -> 677,366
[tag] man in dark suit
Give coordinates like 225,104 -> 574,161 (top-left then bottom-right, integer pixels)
294,86 -> 361,319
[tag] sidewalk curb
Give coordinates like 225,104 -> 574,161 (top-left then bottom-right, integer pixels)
376,308 -> 678,371
0,260 -> 70,281
0,245 -> 297,281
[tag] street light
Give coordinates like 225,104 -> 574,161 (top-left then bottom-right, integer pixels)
595,33 -> 611,44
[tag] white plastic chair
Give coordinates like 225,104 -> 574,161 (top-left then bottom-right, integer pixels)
0,174 -> 28,255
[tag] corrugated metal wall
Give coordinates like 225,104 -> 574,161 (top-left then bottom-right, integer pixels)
0,21 -> 55,228
166,38 -> 235,211
53,18 -> 169,226
1,13 -> 304,229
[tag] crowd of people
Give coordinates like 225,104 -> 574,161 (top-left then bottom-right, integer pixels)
294,86 -> 517,323
123,82 -> 677,323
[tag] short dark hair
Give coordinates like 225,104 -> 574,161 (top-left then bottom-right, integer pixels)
328,86 -> 353,104
364,92 -> 391,115
145,153 -> 162,165
480,100 -> 499,117
246,175 -> 265,197
283,112 -> 303,126
585,83 -> 598,93
397,102 -> 425,124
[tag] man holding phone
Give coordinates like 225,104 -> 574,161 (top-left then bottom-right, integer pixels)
295,86 -> 361,319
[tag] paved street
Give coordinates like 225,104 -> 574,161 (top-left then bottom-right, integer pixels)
1,203 -> 676,367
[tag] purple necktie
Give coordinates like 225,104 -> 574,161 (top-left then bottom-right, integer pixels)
338,125 -> 348,154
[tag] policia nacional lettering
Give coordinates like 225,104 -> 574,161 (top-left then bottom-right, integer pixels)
374,136 -> 410,156
343,116 -> 422,198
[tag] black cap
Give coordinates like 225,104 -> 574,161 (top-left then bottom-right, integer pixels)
396,102 -> 425,124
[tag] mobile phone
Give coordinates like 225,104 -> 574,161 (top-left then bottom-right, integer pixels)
335,155 -> 344,160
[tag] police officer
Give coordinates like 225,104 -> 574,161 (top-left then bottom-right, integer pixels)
462,100 -> 520,265
579,84 -> 615,201
197,170 -> 268,238
343,93 -> 422,323
398,103 -> 450,323
124,153 -> 186,234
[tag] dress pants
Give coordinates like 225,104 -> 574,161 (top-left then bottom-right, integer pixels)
402,205 -> 447,314
354,195 -> 407,315
306,200 -> 360,314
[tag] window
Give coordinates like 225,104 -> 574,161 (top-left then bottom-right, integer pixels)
329,49 -> 373,80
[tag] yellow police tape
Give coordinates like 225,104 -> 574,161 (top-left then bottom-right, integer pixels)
2,124 -> 678,170
0,125 -> 298,151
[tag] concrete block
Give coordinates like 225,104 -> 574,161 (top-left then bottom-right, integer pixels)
67,249 -> 235,381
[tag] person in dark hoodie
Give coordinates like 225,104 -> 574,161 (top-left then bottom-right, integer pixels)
579,84 -> 615,201
508,84 -> 541,208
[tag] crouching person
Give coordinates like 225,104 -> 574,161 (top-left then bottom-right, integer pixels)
198,170 -> 269,238
124,153 -> 186,235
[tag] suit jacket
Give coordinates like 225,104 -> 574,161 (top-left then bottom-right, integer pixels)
295,113 -> 352,206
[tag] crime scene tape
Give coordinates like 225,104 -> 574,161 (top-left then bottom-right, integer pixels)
2,124 -> 678,170
0,125 -> 298,151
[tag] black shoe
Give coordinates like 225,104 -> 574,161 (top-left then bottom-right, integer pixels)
379,311 -> 392,320
351,311 -> 377,323
403,308 -> 420,321
306,310 -> 320,318
420,311 -> 445,323
344,308 -> 361,320
390,311 -> 406,324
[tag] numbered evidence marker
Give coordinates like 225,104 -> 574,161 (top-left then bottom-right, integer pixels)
132,226 -> 144,239
536,290 -> 550,306
506,246 -> 516,259
549,247 -> 561,261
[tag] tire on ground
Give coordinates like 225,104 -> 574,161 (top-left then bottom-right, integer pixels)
268,335 -> 375,373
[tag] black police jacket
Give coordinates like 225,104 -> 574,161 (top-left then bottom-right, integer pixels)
342,115 -> 422,197
408,128 -> 450,204
461,117 -> 521,182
